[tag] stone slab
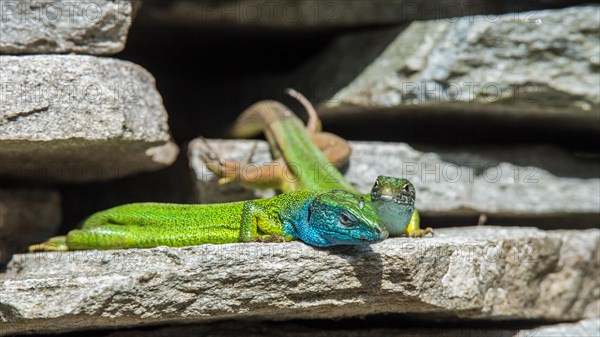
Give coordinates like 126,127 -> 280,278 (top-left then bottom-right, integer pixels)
1,227 -> 598,335
322,6 -> 600,130
0,55 -> 178,182
0,0 -> 138,55
0,226 -> 600,333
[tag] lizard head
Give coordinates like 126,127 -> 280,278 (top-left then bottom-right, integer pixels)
371,176 -> 416,206
370,176 -> 416,234
302,190 -> 388,246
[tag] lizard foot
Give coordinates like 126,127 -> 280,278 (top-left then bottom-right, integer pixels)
28,236 -> 68,252
407,227 -> 434,238
255,234 -> 287,243
404,210 -> 433,238
197,137 -> 244,185
197,137 -> 285,189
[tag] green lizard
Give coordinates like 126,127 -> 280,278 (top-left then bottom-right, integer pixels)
200,90 -> 432,237
28,190 -> 388,252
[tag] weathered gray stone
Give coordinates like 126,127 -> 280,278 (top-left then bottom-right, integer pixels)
1,227 -> 598,335
189,139 -> 600,219
0,55 -> 178,182
0,189 -> 61,266
83,317 -> 600,337
322,6 -> 600,128
290,25 -> 407,105
0,0 -> 138,55
526,318 -> 600,337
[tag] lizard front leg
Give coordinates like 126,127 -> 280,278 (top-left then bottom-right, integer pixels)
239,200 -> 290,243
404,210 -> 433,237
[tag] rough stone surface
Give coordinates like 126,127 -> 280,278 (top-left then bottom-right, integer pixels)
0,0 -> 138,55
1,227 -> 598,335
0,55 -> 178,182
322,6 -> 600,128
189,139 -> 600,219
526,318 -> 600,337
59,317 -> 600,337
0,189 -> 61,266
291,25 -> 407,105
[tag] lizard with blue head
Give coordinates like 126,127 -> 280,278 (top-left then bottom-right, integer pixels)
290,189 -> 388,246
29,189 -> 388,251
199,90 -> 433,237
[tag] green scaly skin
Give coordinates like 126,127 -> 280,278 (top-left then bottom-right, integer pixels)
29,190 -> 388,252
205,94 -> 431,237
232,101 -> 356,193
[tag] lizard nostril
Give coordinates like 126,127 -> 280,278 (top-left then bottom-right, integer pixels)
375,227 -> 381,234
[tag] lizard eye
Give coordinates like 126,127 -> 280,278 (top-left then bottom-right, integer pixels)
339,213 -> 354,226
403,184 -> 411,192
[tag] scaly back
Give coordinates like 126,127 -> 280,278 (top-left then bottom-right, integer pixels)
232,100 -> 356,192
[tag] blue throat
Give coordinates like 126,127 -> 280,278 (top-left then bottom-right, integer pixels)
282,200 -> 330,247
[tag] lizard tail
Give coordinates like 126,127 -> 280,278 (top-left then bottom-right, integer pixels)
285,88 -> 322,133
230,100 -> 295,138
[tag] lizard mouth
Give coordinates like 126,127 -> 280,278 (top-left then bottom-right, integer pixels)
377,195 -> 394,201
371,229 -> 389,241
321,227 -> 388,244
374,194 -> 414,206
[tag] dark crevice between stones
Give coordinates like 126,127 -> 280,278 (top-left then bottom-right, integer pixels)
4,314 -> 579,337
319,107 -> 600,152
